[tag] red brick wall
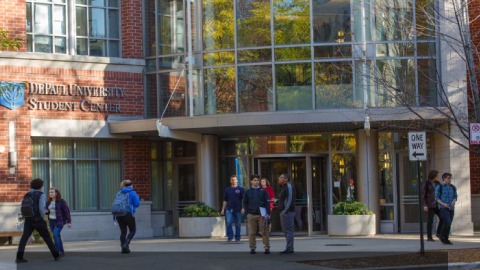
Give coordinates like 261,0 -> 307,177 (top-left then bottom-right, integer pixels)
124,138 -> 150,200
0,65 -> 144,202
469,1 -> 480,194
471,145 -> 480,194
121,0 -> 143,59
0,0 -> 27,52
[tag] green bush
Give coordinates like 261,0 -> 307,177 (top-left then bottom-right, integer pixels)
182,202 -> 220,218
333,201 -> 373,215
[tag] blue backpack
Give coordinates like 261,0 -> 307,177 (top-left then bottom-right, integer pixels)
111,191 -> 130,217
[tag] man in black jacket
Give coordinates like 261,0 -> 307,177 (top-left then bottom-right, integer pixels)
243,174 -> 270,255
422,170 -> 443,241
277,173 -> 296,254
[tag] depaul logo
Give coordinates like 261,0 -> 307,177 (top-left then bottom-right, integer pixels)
0,81 -> 25,110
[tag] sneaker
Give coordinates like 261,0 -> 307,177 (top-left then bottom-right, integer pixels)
15,259 -> 28,263
227,238 -> 233,242
445,240 -> 453,245
235,239 -> 240,242
427,238 -> 435,242
121,247 -> 131,254
59,252 -> 65,258
54,256 -> 62,262
279,249 -> 294,255
436,234 -> 442,240
264,249 -> 270,254
250,249 -> 256,254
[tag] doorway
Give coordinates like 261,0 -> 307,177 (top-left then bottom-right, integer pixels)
398,152 -> 428,232
254,156 -> 328,235
173,161 -> 197,233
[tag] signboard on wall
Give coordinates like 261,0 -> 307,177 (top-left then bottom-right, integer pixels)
471,123 -> 480,144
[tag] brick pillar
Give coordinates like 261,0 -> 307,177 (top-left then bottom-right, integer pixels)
121,0 -> 143,58
124,137 -> 150,200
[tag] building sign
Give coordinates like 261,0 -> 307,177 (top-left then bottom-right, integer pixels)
0,82 -> 25,110
471,123 -> 480,144
408,131 -> 427,161
27,83 -> 123,112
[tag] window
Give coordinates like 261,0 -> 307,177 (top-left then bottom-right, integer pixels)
75,0 -> 121,57
26,0 -> 68,54
31,139 -> 123,211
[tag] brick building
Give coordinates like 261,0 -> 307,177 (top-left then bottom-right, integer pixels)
0,0 -> 478,240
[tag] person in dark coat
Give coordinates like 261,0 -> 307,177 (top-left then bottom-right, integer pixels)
421,170 -> 443,241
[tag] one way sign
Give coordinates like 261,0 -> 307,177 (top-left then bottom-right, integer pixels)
408,132 -> 427,161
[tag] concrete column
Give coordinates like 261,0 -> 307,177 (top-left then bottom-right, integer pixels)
356,129 -> 380,233
198,135 -> 218,208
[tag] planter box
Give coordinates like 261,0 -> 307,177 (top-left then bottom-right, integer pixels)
179,217 -> 225,238
328,214 -> 376,236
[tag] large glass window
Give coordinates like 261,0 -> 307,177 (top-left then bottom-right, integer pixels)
314,62 -> 353,109
157,0 -> 184,55
75,0 -> 121,57
276,63 -> 312,111
376,59 -> 416,107
31,139 -> 123,211
159,71 -> 187,117
375,0 -> 414,41
203,0 -> 234,50
273,0 -> 310,45
236,0 -> 271,47
313,0 -> 351,43
26,0 -> 67,54
204,67 -> 236,114
238,65 -> 274,112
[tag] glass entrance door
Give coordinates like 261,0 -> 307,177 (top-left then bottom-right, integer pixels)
311,157 -> 328,232
398,153 -> 428,232
173,162 -> 197,233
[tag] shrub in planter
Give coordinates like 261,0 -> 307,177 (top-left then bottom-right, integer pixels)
333,201 -> 373,216
329,200 -> 376,236
182,202 -> 220,218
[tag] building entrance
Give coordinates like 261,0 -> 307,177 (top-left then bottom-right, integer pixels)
254,156 -> 328,235
173,161 -> 197,234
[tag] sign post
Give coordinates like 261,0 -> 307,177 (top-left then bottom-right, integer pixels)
408,131 -> 427,256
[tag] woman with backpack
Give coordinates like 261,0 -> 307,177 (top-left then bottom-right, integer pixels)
46,188 -> 71,257
112,180 -> 140,254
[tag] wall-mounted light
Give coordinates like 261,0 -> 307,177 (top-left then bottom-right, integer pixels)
0,145 -> 5,153
9,122 -> 17,173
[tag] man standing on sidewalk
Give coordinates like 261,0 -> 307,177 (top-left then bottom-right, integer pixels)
243,174 -> 270,254
435,173 -> 457,245
277,173 -> 296,254
221,175 -> 245,242
422,170 -> 443,242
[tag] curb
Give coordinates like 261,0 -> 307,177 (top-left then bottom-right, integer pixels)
347,262 -> 480,270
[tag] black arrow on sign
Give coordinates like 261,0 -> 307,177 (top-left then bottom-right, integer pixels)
413,152 -> 424,158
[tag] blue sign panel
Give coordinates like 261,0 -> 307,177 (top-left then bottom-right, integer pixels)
0,82 -> 25,110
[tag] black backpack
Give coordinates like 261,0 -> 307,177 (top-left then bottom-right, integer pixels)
21,190 -> 42,218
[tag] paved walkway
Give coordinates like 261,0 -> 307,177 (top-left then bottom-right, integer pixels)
1,234 -> 479,270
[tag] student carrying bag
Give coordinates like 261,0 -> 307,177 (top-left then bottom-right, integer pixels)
111,192 -> 130,217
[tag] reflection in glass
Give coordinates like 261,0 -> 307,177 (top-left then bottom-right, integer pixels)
417,42 -> 435,57
375,0 -> 414,41
204,51 -> 235,66
76,38 -> 88,55
249,136 -> 287,154
289,134 -> 329,153
376,43 -> 414,57
221,138 -> 248,156
238,65 -> 273,112
53,5 -> 66,35
379,152 -> 394,204
27,3 -> 32,33
158,55 -> 185,70
332,153 -> 356,204
203,0 -> 234,50
220,157 -> 249,195
159,72 -> 186,117
54,37 -> 66,54
146,59 -> 156,72
236,0 -> 271,47
418,59 -> 437,106
76,7 -> 87,36
313,0 -> 351,43
146,74 -> 158,118
109,40 -> 120,57
377,59 -> 415,107
89,8 -> 106,38
315,62 -> 353,109
314,45 -> 352,59
35,36 -> 53,53
394,132 -> 432,150
331,133 -> 356,151
27,35 -> 33,52
89,39 -> 106,56
274,0 -> 310,45
90,0 -> 105,6
35,4 -> 52,34
275,47 -> 310,61
416,0 -> 435,40
145,0 -> 156,56
173,141 -> 197,157
380,206 -> 394,220
158,0 -> 184,55
353,0 -> 372,42
276,63 -> 312,111
186,69 -> 203,115
108,9 -> 120,38
354,60 -> 375,108
204,67 -> 236,114
238,49 -> 272,63
378,132 -> 392,151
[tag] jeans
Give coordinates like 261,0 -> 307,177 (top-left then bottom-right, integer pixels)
427,207 -> 443,239
49,219 -> 64,253
247,214 -> 270,250
117,212 -> 136,246
439,209 -> 455,241
17,218 -> 59,259
280,212 -> 296,250
225,210 -> 242,240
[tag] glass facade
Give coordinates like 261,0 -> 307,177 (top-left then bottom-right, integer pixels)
31,139 -> 123,211
144,0 -> 438,118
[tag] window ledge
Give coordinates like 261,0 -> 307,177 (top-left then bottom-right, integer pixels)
0,51 -> 145,66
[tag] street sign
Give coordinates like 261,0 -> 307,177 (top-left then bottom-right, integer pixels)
471,123 -> 480,144
408,132 -> 427,161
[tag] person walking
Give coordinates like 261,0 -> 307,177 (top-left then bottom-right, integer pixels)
16,178 -> 60,263
46,188 -> 72,257
113,180 -> 140,253
221,175 -> 245,242
421,170 -> 443,242
243,174 -> 271,254
260,178 -> 275,235
435,173 -> 457,245
277,173 -> 296,254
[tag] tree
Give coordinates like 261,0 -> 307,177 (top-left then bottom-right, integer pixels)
0,27 -> 22,51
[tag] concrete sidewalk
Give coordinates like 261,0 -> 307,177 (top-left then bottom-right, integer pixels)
0,235 -> 478,270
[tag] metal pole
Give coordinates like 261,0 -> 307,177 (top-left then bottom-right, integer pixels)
187,0 -> 194,117
417,161 -> 425,255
